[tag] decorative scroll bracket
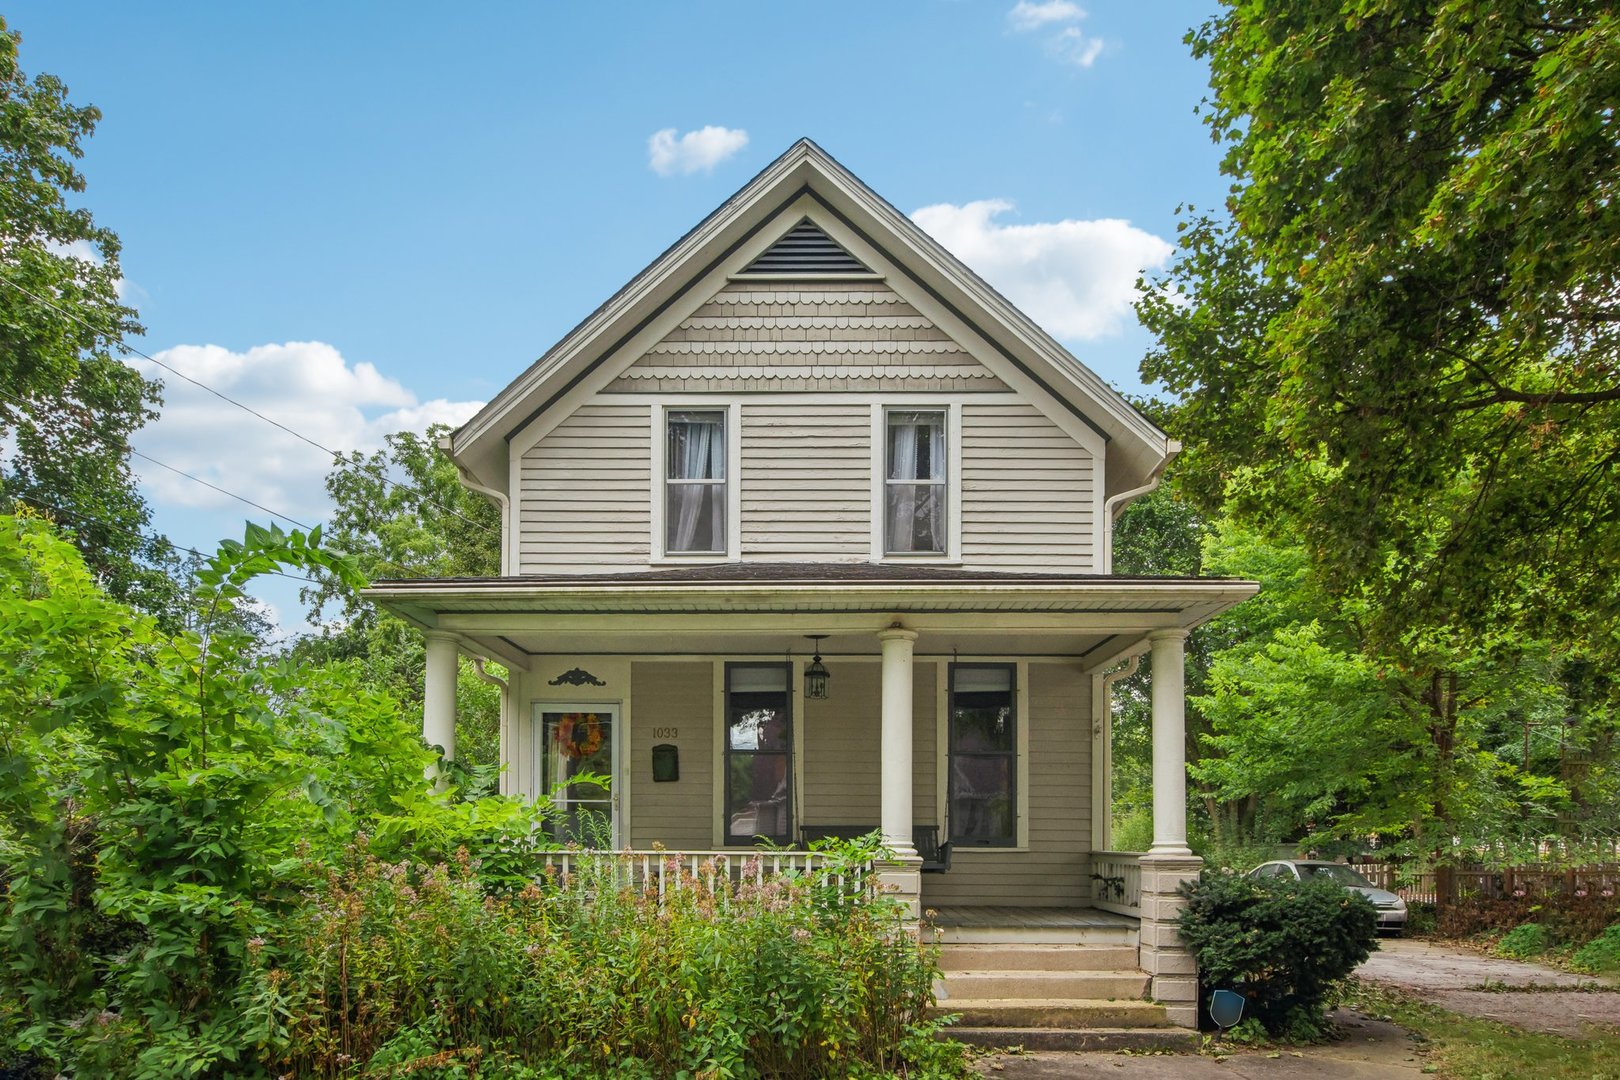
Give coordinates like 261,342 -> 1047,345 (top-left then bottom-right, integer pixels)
548,667 -> 607,687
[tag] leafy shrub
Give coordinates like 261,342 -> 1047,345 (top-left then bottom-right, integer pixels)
1177,869 -> 1378,1038
246,842 -> 962,1078
1493,922 -> 1551,959
1439,893 -> 1620,942
1571,924 -> 1620,975
0,516 -> 552,1075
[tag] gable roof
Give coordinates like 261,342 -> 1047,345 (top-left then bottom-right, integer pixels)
449,138 -> 1174,494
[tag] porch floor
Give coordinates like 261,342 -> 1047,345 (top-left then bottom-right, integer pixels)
931,906 -> 1138,930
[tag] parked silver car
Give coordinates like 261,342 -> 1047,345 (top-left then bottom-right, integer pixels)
1247,860 -> 1408,932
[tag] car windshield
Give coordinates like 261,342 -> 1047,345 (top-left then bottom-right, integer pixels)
1300,864 -> 1375,888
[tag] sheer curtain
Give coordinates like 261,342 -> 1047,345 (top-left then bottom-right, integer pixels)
886,412 -> 945,553
668,412 -> 724,552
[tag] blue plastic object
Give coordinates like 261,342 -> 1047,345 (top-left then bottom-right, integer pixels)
1209,989 -> 1246,1030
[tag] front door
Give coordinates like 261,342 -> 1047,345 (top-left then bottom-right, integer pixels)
536,703 -> 618,847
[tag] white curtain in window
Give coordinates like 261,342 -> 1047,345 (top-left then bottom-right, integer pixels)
668,413 -> 724,552
887,412 -> 944,552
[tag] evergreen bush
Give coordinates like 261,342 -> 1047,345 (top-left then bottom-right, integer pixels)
1176,869 -> 1378,1038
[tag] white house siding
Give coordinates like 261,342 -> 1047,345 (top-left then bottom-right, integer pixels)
628,661 -> 714,850
960,402 -> 1096,573
801,662 -> 882,826
517,402 -> 651,575
604,281 -> 1007,394
921,662 -> 1092,908
741,403 -> 871,560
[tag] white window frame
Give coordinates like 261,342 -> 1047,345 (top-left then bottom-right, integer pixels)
651,402 -> 742,561
871,401 -> 961,562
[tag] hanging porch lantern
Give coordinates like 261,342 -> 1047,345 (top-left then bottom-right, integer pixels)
804,635 -> 831,700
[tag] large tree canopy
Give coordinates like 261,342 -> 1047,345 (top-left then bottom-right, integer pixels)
1139,2 -> 1620,661
0,17 -> 167,608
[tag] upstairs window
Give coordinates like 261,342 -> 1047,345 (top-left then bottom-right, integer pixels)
948,664 -> 1016,847
666,410 -> 726,554
885,409 -> 946,554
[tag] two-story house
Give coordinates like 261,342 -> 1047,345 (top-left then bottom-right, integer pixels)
364,140 -> 1256,1035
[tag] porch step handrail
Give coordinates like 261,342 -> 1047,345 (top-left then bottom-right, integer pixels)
538,848 -> 875,901
1091,850 -> 1145,918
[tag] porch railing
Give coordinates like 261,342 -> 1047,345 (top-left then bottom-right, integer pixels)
1091,851 -> 1144,917
538,849 -> 875,903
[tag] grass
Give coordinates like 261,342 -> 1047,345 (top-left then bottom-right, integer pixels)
1343,980 -> 1620,1080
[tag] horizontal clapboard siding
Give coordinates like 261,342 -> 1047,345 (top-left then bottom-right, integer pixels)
801,663 -> 881,825
960,403 -> 1096,573
741,403 -> 871,558
518,403 -> 650,573
921,663 -> 1092,908
629,662 -> 714,850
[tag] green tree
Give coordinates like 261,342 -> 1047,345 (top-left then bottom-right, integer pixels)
0,17 -> 169,611
295,426 -> 505,772
1138,1 -> 1620,664
1191,516 -> 1572,858
0,513 -> 551,1071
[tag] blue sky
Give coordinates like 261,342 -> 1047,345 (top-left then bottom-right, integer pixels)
8,1 -> 1226,633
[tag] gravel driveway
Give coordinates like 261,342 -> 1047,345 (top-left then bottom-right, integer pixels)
1357,937 -> 1620,1036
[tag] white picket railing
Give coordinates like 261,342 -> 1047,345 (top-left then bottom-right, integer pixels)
538,849 -> 874,902
1091,851 -> 1144,917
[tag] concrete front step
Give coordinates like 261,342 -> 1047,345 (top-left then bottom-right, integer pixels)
934,924 -> 1137,946
939,969 -> 1151,1001
946,1026 -> 1198,1052
931,997 -> 1172,1029
937,943 -> 1139,972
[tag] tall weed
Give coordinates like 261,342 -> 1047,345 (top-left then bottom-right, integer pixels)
247,843 -> 960,1078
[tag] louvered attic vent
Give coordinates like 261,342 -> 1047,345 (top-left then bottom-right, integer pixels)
740,220 -> 871,275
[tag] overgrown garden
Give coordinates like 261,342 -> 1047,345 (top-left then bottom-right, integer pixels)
0,514 -> 959,1077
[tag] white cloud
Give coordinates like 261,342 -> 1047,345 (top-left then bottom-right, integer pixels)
126,341 -> 484,523
1007,0 -> 1084,30
1051,26 -> 1105,67
1007,1 -> 1107,67
911,200 -> 1173,341
647,126 -> 749,176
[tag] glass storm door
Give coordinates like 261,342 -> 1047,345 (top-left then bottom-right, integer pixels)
537,704 -> 618,847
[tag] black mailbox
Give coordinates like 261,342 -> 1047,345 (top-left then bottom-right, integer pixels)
651,743 -> 679,782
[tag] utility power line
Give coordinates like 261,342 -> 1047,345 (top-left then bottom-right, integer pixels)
129,449 -> 313,530
7,493 -> 323,587
0,386 -> 315,532
0,275 -> 497,535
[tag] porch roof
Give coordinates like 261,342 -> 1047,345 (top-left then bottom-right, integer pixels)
363,564 -> 1257,671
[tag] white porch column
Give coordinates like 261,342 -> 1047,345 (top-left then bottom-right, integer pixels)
877,625 -> 919,856
423,631 -> 459,777
1148,628 -> 1191,856
1140,627 -> 1201,1029
875,623 -> 922,923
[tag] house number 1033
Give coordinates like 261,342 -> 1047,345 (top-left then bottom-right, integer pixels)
651,726 -> 679,740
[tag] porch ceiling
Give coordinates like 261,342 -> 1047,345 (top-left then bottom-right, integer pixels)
361,566 -> 1258,672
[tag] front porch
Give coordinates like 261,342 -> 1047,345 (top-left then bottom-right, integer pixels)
365,565 -> 1255,1029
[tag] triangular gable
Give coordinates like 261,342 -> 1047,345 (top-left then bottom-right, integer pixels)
738,218 -> 871,275
451,139 -> 1173,497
